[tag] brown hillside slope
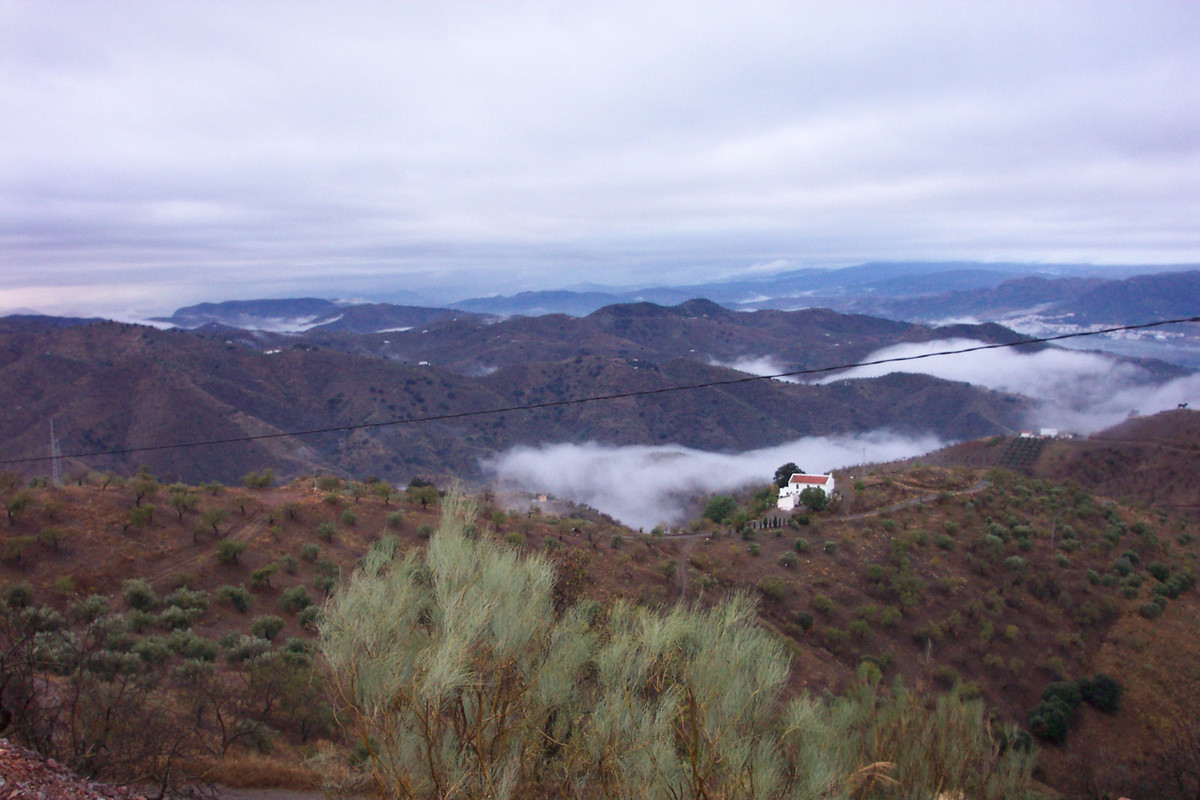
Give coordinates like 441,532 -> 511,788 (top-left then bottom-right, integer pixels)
2,462 -> 1199,798
1034,409 -> 1200,519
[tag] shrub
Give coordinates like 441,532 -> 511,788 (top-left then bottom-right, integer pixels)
417,524 -> 434,540
1147,562 -> 1171,582
702,494 -> 737,523
316,521 -> 336,541
341,507 -> 357,526
747,542 -> 760,557
777,551 -> 798,568
122,579 -> 158,611
216,584 -> 252,613
281,554 -> 299,574
279,585 -> 313,612
505,532 -> 526,549
932,665 -> 960,690
758,577 -> 786,601
250,614 -> 286,641
793,537 -> 809,553
300,542 -> 319,561
1138,597 -> 1167,619
795,611 -> 814,631
250,563 -> 278,589
1079,674 -> 1123,713
386,511 -> 404,528
3,582 -> 34,608
215,539 -> 247,564
159,605 -> 201,630
163,587 -> 209,611
812,594 -> 836,615
821,540 -> 838,555
934,534 -> 955,550
296,605 -> 321,629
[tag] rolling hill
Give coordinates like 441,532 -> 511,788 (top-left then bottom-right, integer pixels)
0,304 -> 1044,484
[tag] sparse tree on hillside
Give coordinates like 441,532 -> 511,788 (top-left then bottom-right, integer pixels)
130,475 -> 159,507
775,462 -> 802,488
169,489 -> 198,521
703,494 -> 738,523
201,507 -> 228,536
5,491 -> 32,525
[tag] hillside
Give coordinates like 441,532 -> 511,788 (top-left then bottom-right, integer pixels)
0,307 -> 1041,484
2,417 -> 1199,797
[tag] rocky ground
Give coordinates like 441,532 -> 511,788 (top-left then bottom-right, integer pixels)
0,740 -> 147,800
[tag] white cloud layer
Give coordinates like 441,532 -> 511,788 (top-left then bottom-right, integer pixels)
485,431 -> 941,530
819,339 -> 1200,431
2,2 -> 1199,315
489,340 -> 1199,527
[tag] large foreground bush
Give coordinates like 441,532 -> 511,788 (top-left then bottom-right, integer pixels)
321,494 -> 1035,800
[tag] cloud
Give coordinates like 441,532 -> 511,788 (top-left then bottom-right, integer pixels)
484,431 -> 941,530
1,2 -> 1199,315
818,338 -> 1199,431
707,355 -> 800,382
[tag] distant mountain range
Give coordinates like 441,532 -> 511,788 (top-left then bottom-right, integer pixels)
1,303 -> 1052,485
4,262 -> 1196,485
152,262 -> 1200,332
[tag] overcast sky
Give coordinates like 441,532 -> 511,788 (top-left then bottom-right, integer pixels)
3,1 -> 1199,317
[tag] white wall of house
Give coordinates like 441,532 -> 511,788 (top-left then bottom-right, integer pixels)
777,473 -> 835,511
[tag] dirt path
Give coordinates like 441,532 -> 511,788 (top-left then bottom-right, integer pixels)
836,479 -> 989,522
146,511 -> 270,589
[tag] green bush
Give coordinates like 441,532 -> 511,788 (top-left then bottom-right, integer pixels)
215,539 -> 247,564
300,542 -> 319,561
793,537 -> 809,553
250,564 -> 278,589
341,507 -> 357,526
297,605 -> 321,629
1079,674 -> 1123,713
4,581 -> 35,609
250,614 -> 286,641
703,494 -> 737,523
758,577 -> 786,601
777,551 -> 798,568
279,585 -> 313,612
812,594 -> 836,615
821,540 -> 838,555
316,521 -> 336,541
121,579 -> 157,611
1146,562 -> 1171,582
216,584 -> 252,613
163,587 -> 209,611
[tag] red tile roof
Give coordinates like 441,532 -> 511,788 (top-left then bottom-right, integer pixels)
788,474 -> 831,486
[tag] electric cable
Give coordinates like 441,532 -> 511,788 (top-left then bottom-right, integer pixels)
0,314 -> 1196,466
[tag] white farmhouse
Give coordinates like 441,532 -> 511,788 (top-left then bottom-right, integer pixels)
777,473 -> 836,511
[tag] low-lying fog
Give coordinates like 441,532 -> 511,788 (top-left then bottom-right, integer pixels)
817,338 -> 1200,432
485,432 -> 941,531
488,341 -> 1197,529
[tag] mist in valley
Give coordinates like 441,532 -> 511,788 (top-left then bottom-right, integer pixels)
817,338 -> 1200,432
488,340 -> 1197,528
485,431 -> 942,530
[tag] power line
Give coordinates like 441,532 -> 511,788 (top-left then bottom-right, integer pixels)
1,314 -> 1196,467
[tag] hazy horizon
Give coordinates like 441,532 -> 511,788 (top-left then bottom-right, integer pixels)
3,2 -> 1198,318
